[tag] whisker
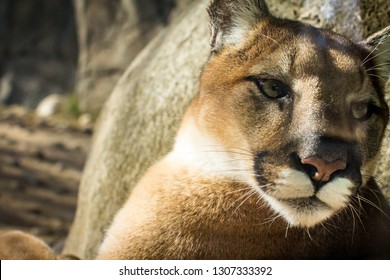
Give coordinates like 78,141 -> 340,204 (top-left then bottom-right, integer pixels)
233,189 -> 258,213
348,205 -> 356,241
305,228 -> 313,241
319,222 -> 335,236
201,145 -> 253,154
365,62 -> 390,72
228,188 -> 257,212
199,150 -> 253,158
174,167 -> 257,184
354,194 -> 367,217
258,212 -> 283,227
347,202 -> 367,239
258,33 -> 282,46
367,73 -> 388,82
361,38 -> 383,66
361,45 -> 390,67
284,224 -> 290,238
255,199 -> 269,210
368,189 -> 383,206
366,66 -> 390,73
322,218 -> 342,231
349,201 -> 365,229
226,186 -> 253,195
357,195 -> 390,220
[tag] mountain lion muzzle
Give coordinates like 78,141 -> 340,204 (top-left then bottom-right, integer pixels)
96,0 -> 390,259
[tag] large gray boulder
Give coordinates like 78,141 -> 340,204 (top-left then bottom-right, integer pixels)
64,0 -> 390,259
64,0 -> 210,259
74,0 -> 194,113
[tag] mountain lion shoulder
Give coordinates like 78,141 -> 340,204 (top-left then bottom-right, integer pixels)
97,0 -> 390,259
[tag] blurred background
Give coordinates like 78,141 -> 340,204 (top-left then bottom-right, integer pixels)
0,0 -> 389,258
0,0 -> 191,253
0,0 -> 193,113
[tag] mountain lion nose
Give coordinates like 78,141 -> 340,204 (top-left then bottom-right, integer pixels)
301,156 -> 347,182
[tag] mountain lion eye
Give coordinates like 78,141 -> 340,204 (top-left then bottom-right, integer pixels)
255,79 -> 290,99
351,102 -> 369,120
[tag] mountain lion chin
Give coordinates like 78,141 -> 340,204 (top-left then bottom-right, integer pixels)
259,171 -> 355,228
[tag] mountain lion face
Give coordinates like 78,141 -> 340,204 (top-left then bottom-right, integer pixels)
182,0 -> 390,228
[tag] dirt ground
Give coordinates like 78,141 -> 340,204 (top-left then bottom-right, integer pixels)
0,106 -> 91,254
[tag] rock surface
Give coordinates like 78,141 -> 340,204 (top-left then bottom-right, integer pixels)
74,0 -> 194,113
64,0 -> 211,259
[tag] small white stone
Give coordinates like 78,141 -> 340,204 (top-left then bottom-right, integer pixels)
35,94 -> 65,117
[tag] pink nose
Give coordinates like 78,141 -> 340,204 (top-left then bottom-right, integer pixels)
301,156 -> 347,182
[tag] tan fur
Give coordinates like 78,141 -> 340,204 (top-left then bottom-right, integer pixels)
99,164 -> 389,259
98,0 -> 390,259
0,231 -> 55,260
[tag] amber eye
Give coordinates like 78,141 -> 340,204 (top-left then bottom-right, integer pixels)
255,79 -> 291,99
351,102 -> 369,120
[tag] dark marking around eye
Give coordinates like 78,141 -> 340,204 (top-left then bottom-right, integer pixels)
350,101 -> 383,121
247,77 -> 291,100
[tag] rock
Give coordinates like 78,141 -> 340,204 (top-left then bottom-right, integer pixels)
78,113 -> 93,132
267,0 -> 390,40
64,0 -> 390,259
64,0 -> 211,259
35,94 -> 66,118
74,0 -> 193,113
1,105 -> 29,121
374,83 -> 390,200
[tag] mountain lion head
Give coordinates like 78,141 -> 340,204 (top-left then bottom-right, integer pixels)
175,0 -> 390,228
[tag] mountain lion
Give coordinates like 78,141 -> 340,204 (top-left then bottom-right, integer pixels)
1,0 -> 389,260
97,0 -> 390,259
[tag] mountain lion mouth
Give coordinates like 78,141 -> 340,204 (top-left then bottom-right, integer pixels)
261,193 -> 340,228
283,197 -> 327,209
257,169 -> 355,228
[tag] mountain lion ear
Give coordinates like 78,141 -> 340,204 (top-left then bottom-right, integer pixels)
207,0 -> 270,53
362,26 -> 390,87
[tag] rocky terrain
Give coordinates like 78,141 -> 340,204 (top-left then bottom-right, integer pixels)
0,106 -> 91,253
